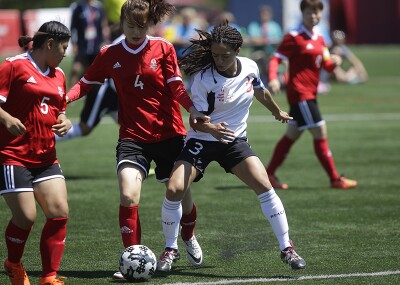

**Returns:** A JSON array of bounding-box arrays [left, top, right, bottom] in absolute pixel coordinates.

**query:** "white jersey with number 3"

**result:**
[[188, 56, 265, 141]]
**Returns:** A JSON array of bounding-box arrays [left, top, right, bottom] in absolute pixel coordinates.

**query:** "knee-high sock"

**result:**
[[258, 189, 291, 250], [5, 220, 31, 263], [56, 124, 82, 142], [40, 218, 67, 277], [180, 203, 197, 241], [119, 205, 141, 247], [267, 136, 294, 175], [162, 198, 182, 249], [313, 138, 340, 182]]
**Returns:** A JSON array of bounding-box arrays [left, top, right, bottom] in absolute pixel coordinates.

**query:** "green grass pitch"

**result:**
[[0, 45, 399, 284]]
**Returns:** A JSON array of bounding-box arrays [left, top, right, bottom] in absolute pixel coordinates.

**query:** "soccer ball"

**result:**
[[119, 245, 157, 282]]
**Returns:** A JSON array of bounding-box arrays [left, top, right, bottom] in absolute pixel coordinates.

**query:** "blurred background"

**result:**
[[1, 0, 399, 57]]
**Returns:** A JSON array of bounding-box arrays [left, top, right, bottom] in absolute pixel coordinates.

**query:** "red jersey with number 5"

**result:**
[[0, 53, 67, 167], [68, 36, 193, 143], [269, 25, 336, 104]]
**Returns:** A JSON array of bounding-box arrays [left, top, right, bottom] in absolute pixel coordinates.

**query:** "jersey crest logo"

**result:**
[[58, 86, 64, 97], [150, 59, 158, 70], [306, 43, 314, 50], [27, 76, 37, 84], [113, 62, 121, 69]]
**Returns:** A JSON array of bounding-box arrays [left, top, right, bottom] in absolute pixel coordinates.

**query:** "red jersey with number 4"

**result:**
[[269, 25, 336, 104], [68, 36, 193, 143], [0, 53, 67, 167]]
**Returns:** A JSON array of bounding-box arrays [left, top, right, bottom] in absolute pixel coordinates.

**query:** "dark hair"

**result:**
[[179, 22, 243, 76], [300, 0, 324, 12], [18, 21, 71, 49], [120, 0, 174, 28]]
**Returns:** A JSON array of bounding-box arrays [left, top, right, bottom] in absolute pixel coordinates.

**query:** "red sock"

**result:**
[[119, 205, 141, 247], [40, 217, 67, 277], [313, 138, 340, 182], [180, 203, 197, 241], [5, 221, 31, 263], [267, 136, 294, 175]]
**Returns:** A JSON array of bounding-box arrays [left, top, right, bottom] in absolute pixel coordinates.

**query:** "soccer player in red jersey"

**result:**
[[66, 0, 209, 279], [0, 21, 72, 285], [266, 0, 357, 190]]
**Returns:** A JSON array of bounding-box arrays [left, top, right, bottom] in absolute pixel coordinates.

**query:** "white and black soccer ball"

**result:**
[[119, 245, 157, 282]]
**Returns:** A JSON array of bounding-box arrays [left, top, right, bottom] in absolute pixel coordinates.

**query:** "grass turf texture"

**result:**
[[0, 45, 399, 284]]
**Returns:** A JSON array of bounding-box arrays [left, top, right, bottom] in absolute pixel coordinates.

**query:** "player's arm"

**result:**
[[52, 113, 72, 137], [168, 80, 210, 123], [189, 117, 235, 144], [254, 88, 292, 123], [0, 103, 26, 136]]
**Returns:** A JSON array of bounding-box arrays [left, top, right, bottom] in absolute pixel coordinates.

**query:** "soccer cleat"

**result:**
[[39, 276, 65, 285], [156, 248, 181, 272], [112, 271, 125, 280], [268, 174, 289, 190], [4, 259, 31, 285], [182, 236, 203, 266], [280, 240, 306, 270], [331, 176, 358, 189]]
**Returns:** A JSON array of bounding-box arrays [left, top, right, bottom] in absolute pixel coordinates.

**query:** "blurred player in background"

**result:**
[[266, 0, 357, 189], [65, 0, 210, 280], [157, 22, 306, 272], [318, 29, 368, 93], [0, 21, 72, 285]]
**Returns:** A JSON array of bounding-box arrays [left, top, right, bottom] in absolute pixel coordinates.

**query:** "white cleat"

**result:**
[[182, 236, 203, 266]]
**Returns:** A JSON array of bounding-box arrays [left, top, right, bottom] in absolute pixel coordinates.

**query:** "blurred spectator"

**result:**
[[70, 0, 109, 87], [103, 0, 125, 40], [209, 11, 246, 36], [318, 30, 368, 94], [247, 5, 283, 82], [247, 5, 283, 54], [169, 7, 203, 59]]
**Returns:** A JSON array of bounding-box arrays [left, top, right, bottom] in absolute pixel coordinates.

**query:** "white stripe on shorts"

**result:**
[[4, 165, 15, 189]]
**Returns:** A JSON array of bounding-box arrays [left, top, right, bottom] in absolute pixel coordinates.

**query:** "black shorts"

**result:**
[[80, 79, 118, 127], [116, 136, 185, 182], [0, 164, 64, 195], [289, 99, 325, 130], [177, 137, 256, 182]]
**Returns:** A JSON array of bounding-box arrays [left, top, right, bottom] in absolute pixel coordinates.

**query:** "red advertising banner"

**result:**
[[0, 10, 23, 56]]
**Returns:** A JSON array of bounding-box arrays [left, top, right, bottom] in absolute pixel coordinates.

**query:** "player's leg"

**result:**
[[158, 160, 198, 272], [180, 190, 202, 266], [1, 165, 38, 285], [33, 165, 68, 284], [266, 122, 301, 189], [305, 100, 357, 188], [231, 155, 306, 270], [56, 83, 107, 142]]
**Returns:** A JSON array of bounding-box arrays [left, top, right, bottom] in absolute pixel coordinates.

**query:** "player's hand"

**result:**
[[52, 118, 72, 137], [4, 117, 26, 136], [189, 106, 210, 124], [209, 122, 236, 144], [268, 79, 281, 95], [331, 54, 342, 66], [272, 110, 293, 124]]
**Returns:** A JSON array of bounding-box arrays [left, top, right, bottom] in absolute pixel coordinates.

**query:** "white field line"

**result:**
[[69, 113, 400, 125], [162, 270, 400, 285]]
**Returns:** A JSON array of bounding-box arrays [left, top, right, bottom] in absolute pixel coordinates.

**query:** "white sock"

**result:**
[[161, 198, 182, 249], [258, 189, 291, 250], [56, 124, 82, 142]]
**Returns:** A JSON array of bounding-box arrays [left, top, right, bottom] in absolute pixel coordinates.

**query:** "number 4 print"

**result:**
[[134, 75, 144, 90]]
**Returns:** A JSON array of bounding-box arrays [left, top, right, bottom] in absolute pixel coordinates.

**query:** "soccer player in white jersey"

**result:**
[[0, 21, 72, 285], [66, 0, 209, 279], [158, 22, 307, 272]]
